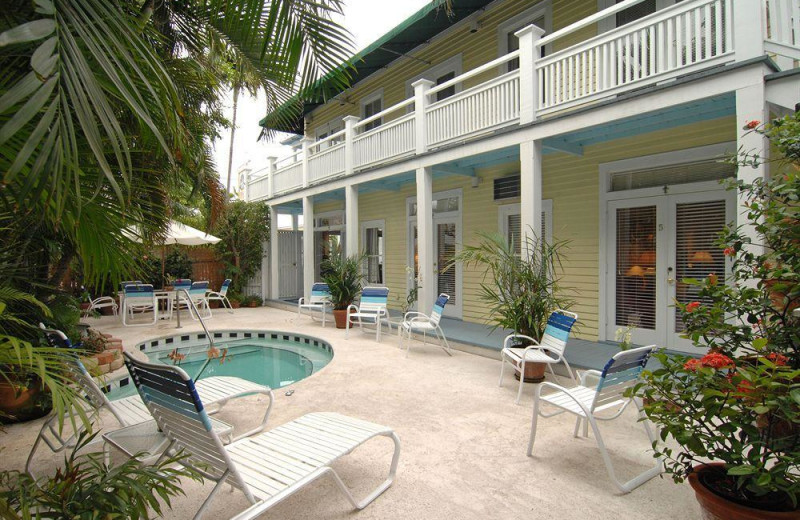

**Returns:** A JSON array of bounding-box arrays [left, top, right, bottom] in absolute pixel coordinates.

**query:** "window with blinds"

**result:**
[[674, 200, 727, 332], [615, 206, 657, 330], [362, 96, 382, 131], [437, 223, 457, 305], [610, 160, 734, 192], [363, 226, 384, 284], [505, 211, 547, 256]]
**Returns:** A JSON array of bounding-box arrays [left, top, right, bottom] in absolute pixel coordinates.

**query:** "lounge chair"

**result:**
[[346, 287, 389, 341], [297, 282, 332, 327], [206, 278, 233, 313], [527, 345, 662, 493], [83, 294, 119, 317], [400, 293, 451, 357], [123, 352, 401, 520], [185, 281, 212, 320], [499, 309, 578, 404], [122, 284, 157, 326], [27, 326, 274, 475]]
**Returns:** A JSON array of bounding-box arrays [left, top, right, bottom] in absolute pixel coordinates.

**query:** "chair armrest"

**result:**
[[503, 334, 538, 350], [402, 311, 427, 322], [408, 316, 432, 326], [579, 369, 603, 388], [535, 381, 594, 416], [297, 297, 306, 305], [346, 303, 359, 314]]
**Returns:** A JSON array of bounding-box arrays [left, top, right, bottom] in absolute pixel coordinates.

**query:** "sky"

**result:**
[[212, 0, 431, 194]]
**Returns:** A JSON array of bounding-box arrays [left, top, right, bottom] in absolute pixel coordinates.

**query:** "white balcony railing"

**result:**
[[248, 0, 793, 202]]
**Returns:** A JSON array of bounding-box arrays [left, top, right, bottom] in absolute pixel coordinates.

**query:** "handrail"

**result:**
[[428, 50, 520, 96], [173, 288, 216, 381], [537, 0, 650, 48], [354, 97, 415, 130]]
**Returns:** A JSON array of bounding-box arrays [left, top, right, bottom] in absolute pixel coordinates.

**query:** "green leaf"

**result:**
[[0, 71, 41, 113], [752, 337, 768, 350], [790, 388, 800, 405], [0, 75, 56, 148], [0, 19, 56, 46], [34, 0, 55, 14], [31, 37, 58, 77], [727, 465, 758, 475]]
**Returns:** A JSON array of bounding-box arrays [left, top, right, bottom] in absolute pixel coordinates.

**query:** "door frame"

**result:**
[[597, 142, 735, 342]]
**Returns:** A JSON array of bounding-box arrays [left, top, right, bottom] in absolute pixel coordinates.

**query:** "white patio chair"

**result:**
[[297, 282, 332, 327], [123, 353, 401, 520], [185, 280, 212, 320], [27, 326, 275, 476], [346, 286, 389, 341], [499, 309, 579, 404], [206, 278, 233, 313], [527, 345, 663, 493], [83, 295, 118, 317], [400, 293, 451, 357], [121, 284, 157, 326]]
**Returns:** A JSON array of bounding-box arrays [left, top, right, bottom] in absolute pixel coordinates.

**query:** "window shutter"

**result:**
[[494, 174, 521, 201]]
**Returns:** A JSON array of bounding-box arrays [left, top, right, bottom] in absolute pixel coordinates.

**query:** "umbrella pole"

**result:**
[[161, 246, 166, 287]]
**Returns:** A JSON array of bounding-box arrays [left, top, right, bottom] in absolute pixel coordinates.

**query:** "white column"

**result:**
[[242, 168, 252, 201], [412, 79, 434, 154], [516, 24, 545, 125], [303, 196, 315, 300], [415, 167, 434, 315], [735, 81, 769, 246], [345, 184, 359, 258], [267, 156, 277, 198], [343, 115, 359, 176], [734, 0, 765, 62], [301, 138, 312, 188], [269, 207, 280, 300], [520, 139, 543, 256]]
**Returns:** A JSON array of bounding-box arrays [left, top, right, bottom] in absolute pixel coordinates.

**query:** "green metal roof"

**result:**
[[262, 0, 495, 134]]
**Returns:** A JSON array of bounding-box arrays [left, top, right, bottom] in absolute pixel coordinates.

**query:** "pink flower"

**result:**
[[723, 246, 735, 257], [685, 301, 701, 312], [744, 120, 760, 130]]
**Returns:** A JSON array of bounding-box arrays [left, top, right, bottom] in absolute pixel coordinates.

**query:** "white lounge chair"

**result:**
[[121, 284, 157, 326], [123, 352, 401, 520], [185, 281, 212, 320], [83, 295, 118, 317], [346, 287, 389, 341], [499, 309, 578, 404], [400, 293, 451, 357], [527, 345, 662, 493], [27, 327, 275, 475], [297, 282, 332, 326], [206, 278, 233, 313]]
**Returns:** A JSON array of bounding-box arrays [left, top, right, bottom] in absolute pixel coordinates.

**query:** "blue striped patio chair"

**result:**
[[206, 278, 233, 313], [122, 284, 157, 326], [123, 352, 400, 520], [400, 293, 451, 357], [499, 309, 578, 404], [346, 287, 389, 342], [186, 280, 212, 320], [527, 345, 662, 493], [297, 282, 332, 327]]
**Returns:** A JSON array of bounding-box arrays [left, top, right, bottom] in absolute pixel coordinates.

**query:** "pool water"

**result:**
[[106, 335, 332, 401]]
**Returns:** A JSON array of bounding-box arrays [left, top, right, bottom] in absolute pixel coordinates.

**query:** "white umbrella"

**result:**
[[126, 220, 221, 245]]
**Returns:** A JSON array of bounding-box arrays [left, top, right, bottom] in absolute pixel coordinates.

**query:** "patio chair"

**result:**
[[297, 282, 332, 327], [27, 326, 275, 476], [123, 353, 401, 520], [185, 281, 212, 320], [122, 284, 157, 326], [400, 293, 451, 357], [83, 294, 118, 317], [527, 345, 662, 493], [206, 278, 233, 313], [346, 286, 389, 341], [499, 309, 578, 404]]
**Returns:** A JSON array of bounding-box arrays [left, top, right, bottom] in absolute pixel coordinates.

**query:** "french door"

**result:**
[[409, 218, 462, 318], [605, 189, 734, 352]]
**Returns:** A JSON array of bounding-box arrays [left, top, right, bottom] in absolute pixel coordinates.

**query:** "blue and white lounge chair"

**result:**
[[206, 278, 233, 313], [123, 352, 400, 520], [185, 281, 212, 320], [400, 293, 451, 357], [297, 282, 332, 327], [527, 345, 662, 493], [346, 287, 389, 341], [122, 284, 157, 326], [499, 309, 578, 404]]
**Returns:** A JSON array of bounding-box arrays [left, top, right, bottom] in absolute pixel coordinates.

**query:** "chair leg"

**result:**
[[515, 360, 526, 404], [192, 469, 233, 520], [526, 390, 541, 456], [499, 351, 508, 387], [435, 326, 452, 356]]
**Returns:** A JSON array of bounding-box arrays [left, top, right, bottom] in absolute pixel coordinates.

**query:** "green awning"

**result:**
[[261, 0, 495, 134]]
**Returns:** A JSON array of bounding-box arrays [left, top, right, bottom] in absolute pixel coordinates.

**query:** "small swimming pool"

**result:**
[[105, 330, 333, 400]]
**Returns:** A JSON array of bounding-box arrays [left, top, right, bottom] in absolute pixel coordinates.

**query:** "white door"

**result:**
[[434, 218, 462, 318], [606, 190, 733, 352], [278, 230, 302, 299]]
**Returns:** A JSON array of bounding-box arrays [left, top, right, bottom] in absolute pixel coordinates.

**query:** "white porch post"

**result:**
[[267, 156, 276, 199], [345, 184, 359, 258], [520, 140, 543, 255], [303, 196, 315, 301], [416, 166, 434, 315], [269, 207, 280, 300], [735, 81, 769, 246], [516, 24, 545, 125], [301, 138, 312, 188], [343, 115, 359, 175], [734, 0, 765, 62], [242, 168, 252, 201], [412, 79, 434, 155]]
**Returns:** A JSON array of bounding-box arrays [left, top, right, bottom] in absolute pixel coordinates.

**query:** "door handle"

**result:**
[[667, 266, 674, 285]]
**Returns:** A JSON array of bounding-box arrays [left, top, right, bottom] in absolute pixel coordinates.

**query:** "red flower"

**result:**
[[700, 352, 735, 369], [736, 379, 755, 395], [685, 301, 701, 312], [766, 353, 788, 366], [744, 120, 760, 130], [723, 246, 735, 257], [684, 359, 702, 372]]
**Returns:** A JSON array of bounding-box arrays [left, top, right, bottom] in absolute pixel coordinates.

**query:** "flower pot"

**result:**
[[688, 463, 798, 518], [247, 301, 258, 308], [0, 379, 48, 423], [514, 362, 547, 383], [79, 302, 91, 312], [230, 301, 241, 309], [333, 309, 350, 329]]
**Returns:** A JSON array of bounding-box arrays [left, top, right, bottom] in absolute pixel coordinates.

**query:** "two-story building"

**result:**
[[245, 0, 800, 352]]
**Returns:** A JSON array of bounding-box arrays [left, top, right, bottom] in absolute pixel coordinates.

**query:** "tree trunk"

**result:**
[[226, 85, 240, 195]]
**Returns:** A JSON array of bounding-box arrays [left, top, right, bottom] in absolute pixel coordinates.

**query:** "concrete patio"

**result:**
[[3, 306, 700, 519]]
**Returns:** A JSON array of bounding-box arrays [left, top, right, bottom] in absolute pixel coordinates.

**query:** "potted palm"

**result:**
[[453, 232, 573, 382], [321, 253, 364, 329], [635, 115, 800, 518]]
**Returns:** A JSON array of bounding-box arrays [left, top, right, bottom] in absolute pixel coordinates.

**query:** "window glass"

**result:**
[[363, 226, 384, 284], [615, 0, 657, 27], [436, 71, 456, 101], [363, 97, 382, 131], [506, 16, 546, 72]]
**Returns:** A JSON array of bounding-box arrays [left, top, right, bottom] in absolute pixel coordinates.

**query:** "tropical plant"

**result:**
[[0, 432, 201, 519], [214, 200, 271, 293], [636, 113, 800, 513], [321, 253, 364, 311], [452, 231, 573, 342]]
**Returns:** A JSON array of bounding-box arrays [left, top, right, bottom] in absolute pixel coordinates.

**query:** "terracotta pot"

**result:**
[[688, 463, 798, 519], [247, 301, 258, 308], [333, 309, 351, 329], [514, 362, 547, 383], [79, 302, 91, 312], [230, 301, 241, 309], [0, 380, 47, 423]]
